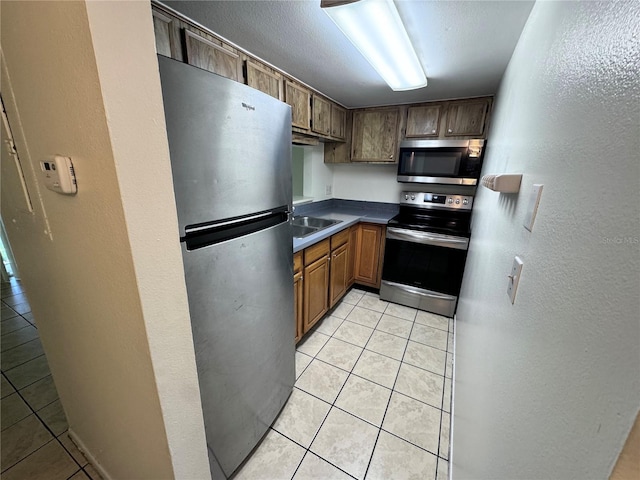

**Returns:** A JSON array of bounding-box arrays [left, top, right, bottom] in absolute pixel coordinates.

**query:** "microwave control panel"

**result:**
[[400, 191, 473, 210]]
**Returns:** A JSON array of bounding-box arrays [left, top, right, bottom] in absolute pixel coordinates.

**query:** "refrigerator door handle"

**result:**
[[185, 210, 277, 235], [183, 207, 289, 251]]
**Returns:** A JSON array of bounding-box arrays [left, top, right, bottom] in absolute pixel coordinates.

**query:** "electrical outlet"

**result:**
[[325, 184, 332, 195], [507, 256, 524, 304], [524, 184, 543, 232]]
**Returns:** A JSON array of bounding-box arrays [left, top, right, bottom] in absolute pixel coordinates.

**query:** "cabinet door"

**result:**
[[294, 271, 304, 343], [405, 105, 442, 138], [351, 109, 400, 162], [445, 99, 490, 137], [312, 95, 331, 136], [303, 255, 329, 333], [152, 10, 173, 57], [355, 224, 383, 287], [347, 226, 357, 286], [285, 80, 311, 130], [324, 110, 352, 164], [331, 104, 347, 140], [152, 9, 182, 61], [329, 243, 349, 308], [184, 29, 243, 82], [246, 61, 283, 100]]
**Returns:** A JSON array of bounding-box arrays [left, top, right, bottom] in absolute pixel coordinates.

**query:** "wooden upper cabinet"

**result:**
[[152, 10, 172, 57], [445, 98, 491, 137], [351, 108, 400, 162], [285, 80, 311, 130], [152, 9, 182, 61], [245, 61, 283, 100], [405, 104, 442, 138], [312, 95, 332, 137], [184, 29, 243, 82], [330, 104, 347, 140]]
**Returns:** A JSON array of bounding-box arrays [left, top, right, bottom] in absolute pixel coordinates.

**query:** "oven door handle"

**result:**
[[386, 282, 457, 300], [387, 227, 469, 250]]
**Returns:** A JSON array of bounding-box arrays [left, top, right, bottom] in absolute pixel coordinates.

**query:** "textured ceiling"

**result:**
[[162, 0, 534, 108]]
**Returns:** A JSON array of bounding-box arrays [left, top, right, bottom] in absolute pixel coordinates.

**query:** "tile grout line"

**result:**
[[362, 303, 419, 480], [313, 295, 386, 480], [296, 294, 451, 469], [0, 338, 46, 371], [290, 289, 404, 479], [288, 289, 451, 480], [0, 373, 87, 475], [288, 290, 367, 480], [435, 315, 455, 477]]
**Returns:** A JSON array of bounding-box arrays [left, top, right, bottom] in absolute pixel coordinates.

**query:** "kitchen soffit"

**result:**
[[161, 0, 535, 108]]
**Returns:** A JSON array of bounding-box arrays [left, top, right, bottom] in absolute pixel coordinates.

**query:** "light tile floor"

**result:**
[[1, 281, 454, 480], [235, 287, 454, 480], [0, 278, 100, 480]]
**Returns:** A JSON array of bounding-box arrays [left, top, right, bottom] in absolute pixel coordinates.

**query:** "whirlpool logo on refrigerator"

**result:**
[[241, 102, 255, 111]]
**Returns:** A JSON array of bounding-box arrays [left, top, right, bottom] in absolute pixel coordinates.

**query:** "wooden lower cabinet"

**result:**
[[329, 243, 349, 308], [295, 223, 384, 341], [355, 223, 385, 288], [303, 255, 330, 333], [347, 225, 358, 286]]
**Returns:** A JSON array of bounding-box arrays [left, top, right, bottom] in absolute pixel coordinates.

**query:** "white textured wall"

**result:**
[[84, 2, 211, 479], [302, 144, 334, 200], [332, 163, 402, 203], [1, 1, 209, 478], [453, 2, 640, 479]]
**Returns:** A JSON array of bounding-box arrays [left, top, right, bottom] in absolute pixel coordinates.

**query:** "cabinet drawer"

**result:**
[[304, 238, 330, 265], [294, 252, 303, 273], [331, 229, 349, 250]]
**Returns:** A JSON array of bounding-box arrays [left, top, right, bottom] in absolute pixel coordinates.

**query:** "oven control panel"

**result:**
[[400, 191, 474, 210]]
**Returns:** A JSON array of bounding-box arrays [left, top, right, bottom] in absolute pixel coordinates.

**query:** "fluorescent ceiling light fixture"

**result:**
[[322, 0, 427, 91]]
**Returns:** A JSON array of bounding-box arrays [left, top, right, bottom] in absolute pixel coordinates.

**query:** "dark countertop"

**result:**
[[292, 199, 399, 253]]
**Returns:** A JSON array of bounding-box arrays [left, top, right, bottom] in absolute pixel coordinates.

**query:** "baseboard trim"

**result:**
[[449, 314, 456, 480], [67, 428, 112, 480]]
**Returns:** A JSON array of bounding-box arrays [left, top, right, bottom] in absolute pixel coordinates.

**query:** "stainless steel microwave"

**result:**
[[397, 139, 485, 185]]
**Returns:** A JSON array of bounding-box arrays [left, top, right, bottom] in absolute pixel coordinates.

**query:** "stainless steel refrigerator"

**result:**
[[158, 55, 294, 479]]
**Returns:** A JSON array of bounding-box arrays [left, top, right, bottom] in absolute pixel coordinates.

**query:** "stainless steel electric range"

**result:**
[[379, 191, 474, 318]]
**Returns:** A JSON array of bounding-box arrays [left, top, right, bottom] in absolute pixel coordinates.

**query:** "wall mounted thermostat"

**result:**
[[40, 155, 77, 195]]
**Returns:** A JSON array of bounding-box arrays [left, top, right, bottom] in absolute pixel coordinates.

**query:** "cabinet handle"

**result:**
[[389, 154, 393, 159], [448, 128, 453, 133], [432, 129, 436, 133]]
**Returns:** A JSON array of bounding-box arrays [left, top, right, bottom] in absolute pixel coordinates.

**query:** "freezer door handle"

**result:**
[[184, 207, 289, 251], [186, 210, 279, 235]]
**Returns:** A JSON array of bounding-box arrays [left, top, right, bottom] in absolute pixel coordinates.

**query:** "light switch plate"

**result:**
[[523, 184, 543, 231], [507, 256, 524, 304]]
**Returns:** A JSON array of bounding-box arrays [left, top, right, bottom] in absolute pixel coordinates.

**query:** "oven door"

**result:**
[[380, 227, 469, 317]]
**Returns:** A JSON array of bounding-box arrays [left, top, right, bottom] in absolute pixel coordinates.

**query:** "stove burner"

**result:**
[[389, 206, 471, 237]]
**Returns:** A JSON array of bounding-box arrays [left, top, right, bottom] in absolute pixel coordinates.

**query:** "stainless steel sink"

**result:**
[[292, 216, 340, 229], [291, 216, 342, 238], [291, 225, 317, 238]]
